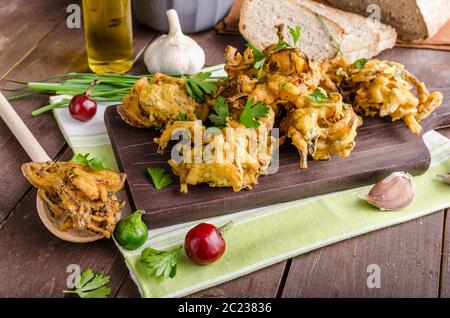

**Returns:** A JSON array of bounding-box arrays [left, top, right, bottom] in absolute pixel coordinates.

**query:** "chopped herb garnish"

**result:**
[[289, 25, 301, 47], [355, 58, 368, 69], [246, 42, 265, 61], [63, 268, 111, 298], [276, 40, 289, 50], [178, 112, 186, 121], [139, 246, 182, 279], [247, 42, 266, 79], [73, 153, 108, 170], [239, 98, 270, 128], [309, 88, 332, 104], [184, 72, 218, 102], [209, 96, 229, 127], [147, 167, 174, 190]]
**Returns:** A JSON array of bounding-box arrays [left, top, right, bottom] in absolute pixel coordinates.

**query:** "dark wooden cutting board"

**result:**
[[105, 100, 450, 227]]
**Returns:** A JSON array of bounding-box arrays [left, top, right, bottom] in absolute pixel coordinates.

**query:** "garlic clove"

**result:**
[[363, 171, 415, 211], [436, 173, 450, 184], [144, 9, 205, 75]]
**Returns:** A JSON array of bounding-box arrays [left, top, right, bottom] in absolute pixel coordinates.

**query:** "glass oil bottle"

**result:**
[[82, 0, 134, 74]]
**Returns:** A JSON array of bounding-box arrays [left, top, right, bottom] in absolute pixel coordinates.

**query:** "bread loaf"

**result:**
[[323, 0, 450, 41], [239, 0, 397, 62]]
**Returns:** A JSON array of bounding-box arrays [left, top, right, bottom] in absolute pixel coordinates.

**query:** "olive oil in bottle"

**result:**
[[82, 0, 134, 74]]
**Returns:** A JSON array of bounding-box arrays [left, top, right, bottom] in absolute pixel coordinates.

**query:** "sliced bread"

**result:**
[[239, 0, 345, 60], [239, 0, 397, 62], [323, 0, 450, 41]]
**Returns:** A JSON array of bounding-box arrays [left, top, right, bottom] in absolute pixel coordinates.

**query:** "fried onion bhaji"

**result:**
[[22, 161, 126, 238], [118, 73, 209, 129], [322, 57, 443, 135], [220, 27, 321, 109], [156, 107, 276, 193], [280, 90, 362, 168]]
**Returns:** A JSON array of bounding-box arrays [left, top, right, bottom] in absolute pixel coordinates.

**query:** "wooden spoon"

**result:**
[[0, 92, 103, 243]]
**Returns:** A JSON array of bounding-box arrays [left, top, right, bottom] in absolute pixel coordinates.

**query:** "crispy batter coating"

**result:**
[[118, 73, 209, 129], [22, 161, 126, 238], [156, 108, 276, 193], [322, 57, 443, 134], [280, 91, 362, 168]]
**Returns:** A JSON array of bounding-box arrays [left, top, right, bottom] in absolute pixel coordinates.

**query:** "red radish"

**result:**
[[69, 80, 99, 122], [184, 221, 232, 265]]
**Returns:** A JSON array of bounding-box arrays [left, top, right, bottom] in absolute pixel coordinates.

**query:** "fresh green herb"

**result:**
[[309, 88, 332, 104], [63, 268, 111, 298], [178, 112, 186, 121], [139, 246, 182, 279], [289, 25, 301, 47], [246, 42, 266, 79], [355, 58, 368, 69], [209, 96, 229, 127], [239, 98, 270, 128], [73, 153, 108, 170], [4, 65, 226, 116], [147, 167, 174, 190], [184, 72, 218, 102], [246, 42, 265, 61], [275, 39, 289, 50]]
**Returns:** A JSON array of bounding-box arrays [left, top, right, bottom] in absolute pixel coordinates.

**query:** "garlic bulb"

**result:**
[[144, 9, 205, 75], [436, 173, 450, 184], [363, 172, 415, 210]]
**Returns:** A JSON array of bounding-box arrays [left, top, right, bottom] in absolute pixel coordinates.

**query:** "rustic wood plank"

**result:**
[[0, 20, 156, 222], [438, 127, 450, 298], [0, 0, 74, 79], [189, 262, 287, 298], [441, 209, 450, 297], [191, 32, 246, 64], [115, 261, 287, 298], [105, 88, 450, 227], [282, 212, 444, 297]]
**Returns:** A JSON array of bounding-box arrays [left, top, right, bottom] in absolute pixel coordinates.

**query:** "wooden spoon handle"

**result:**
[[0, 93, 51, 162]]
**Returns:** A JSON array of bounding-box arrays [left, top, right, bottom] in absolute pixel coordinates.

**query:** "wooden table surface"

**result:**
[[1, 0, 449, 298]]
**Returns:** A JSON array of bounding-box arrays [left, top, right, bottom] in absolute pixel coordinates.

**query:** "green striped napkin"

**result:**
[[115, 130, 450, 297], [50, 89, 450, 298]]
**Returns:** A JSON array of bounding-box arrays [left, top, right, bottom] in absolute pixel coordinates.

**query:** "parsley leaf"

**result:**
[[355, 58, 368, 69], [63, 268, 111, 298], [246, 42, 267, 79], [276, 39, 289, 50], [239, 98, 270, 128], [309, 88, 332, 104], [289, 25, 301, 47], [139, 246, 182, 279], [209, 96, 229, 127], [73, 153, 108, 170], [246, 42, 265, 61], [147, 167, 174, 190], [178, 112, 186, 121], [184, 72, 218, 102]]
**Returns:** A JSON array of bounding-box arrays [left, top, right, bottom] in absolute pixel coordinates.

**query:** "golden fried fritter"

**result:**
[[118, 73, 209, 129], [280, 90, 362, 168], [220, 43, 321, 109], [323, 57, 443, 135], [156, 107, 276, 193], [22, 161, 126, 238]]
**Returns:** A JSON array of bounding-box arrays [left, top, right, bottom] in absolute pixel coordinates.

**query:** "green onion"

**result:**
[[4, 66, 226, 116]]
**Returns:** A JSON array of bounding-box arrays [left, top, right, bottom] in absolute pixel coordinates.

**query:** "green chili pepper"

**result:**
[[114, 210, 148, 250]]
